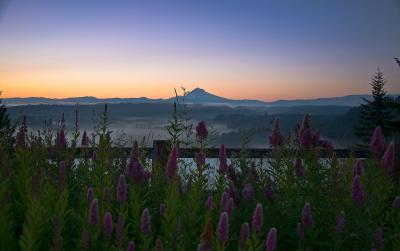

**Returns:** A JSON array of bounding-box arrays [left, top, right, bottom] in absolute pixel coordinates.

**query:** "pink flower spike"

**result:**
[[352, 175, 364, 206], [252, 203, 263, 234], [301, 202, 315, 229], [88, 199, 99, 226], [117, 175, 127, 204], [217, 212, 229, 245], [335, 211, 345, 234], [103, 212, 113, 239], [352, 159, 363, 178], [370, 126, 385, 156], [126, 241, 136, 251], [266, 227, 277, 251], [140, 208, 151, 235], [196, 120, 208, 140], [269, 117, 284, 147], [392, 196, 400, 208], [381, 141, 395, 172], [239, 222, 250, 249], [166, 145, 179, 179]]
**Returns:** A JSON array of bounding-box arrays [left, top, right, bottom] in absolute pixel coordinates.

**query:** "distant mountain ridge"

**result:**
[[3, 87, 394, 107]]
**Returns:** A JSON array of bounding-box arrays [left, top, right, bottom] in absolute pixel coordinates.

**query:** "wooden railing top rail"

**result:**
[[74, 140, 374, 158]]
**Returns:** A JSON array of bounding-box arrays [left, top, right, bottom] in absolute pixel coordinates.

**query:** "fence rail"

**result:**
[[74, 140, 374, 160]]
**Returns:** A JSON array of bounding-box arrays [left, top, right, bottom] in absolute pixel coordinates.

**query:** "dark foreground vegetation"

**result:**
[[0, 105, 399, 250], [0, 66, 399, 250]]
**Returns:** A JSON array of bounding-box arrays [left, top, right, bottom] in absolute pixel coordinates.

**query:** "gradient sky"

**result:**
[[0, 0, 399, 100]]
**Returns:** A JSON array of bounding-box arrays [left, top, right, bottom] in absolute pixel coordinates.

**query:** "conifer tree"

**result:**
[[354, 69, 393, 144], [386, 58, 400, 135], [0, 92, 15, 151]]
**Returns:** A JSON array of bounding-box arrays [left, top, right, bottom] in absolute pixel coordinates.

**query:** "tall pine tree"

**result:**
[[0, 92, 15, 151], [354, 69, 393, 144], [386, 58, 400, 136]]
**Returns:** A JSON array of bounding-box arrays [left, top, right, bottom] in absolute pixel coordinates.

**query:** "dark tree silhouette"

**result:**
[[0, 92, 15, 151], [386, 58, 400, 135], [354, 69, 394, 144]]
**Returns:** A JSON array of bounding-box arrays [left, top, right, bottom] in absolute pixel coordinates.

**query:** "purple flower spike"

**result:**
[[126, 241, 136, 251], [196, 120, 208, 140], [352, 175, 364, 206], [301, 202, 315, 229], [300, 129, 313, 149], [218, 144, 228, 174], [115, 213, 125, 249], [392, 196, 400, 208], [195, 151, 206, 166], [300, 113, 310, 133], [266, 228, 277, 251], [56, 129, 67, 150], [269, 117, 284, 147], [127, 161, 145, 184], [217, 212, 229, 245], [296, 223, 305, 240], [252, 203, 263, 234], [226, 197, 234, 215], [336, 211, 345, 234], [160, 203, 166, 216], [319, 139, 333, 151], [103, 212, 113, 239], [205, 196, 216, 211], [166, 145, 179, 179], [81, 130, 89, 147], [130, 141, 140, 162], [220, 191, 229, 211], [140, 208, 151, 235], [374, 227, 384, 249], [87, 187, 94, 205], [80, 227, 89, 251], [59, 161, 66, 191], [352, 159, 363, 178], [370, 126, 385, 156], [88, 199, 99, 226], [242, 183, 255, 201], [103, 187, 110, 205], [117, 175, 127, 204], [239, 222, 250, 249], [381, 141, 395, 172], [228, 183, 240, 205]]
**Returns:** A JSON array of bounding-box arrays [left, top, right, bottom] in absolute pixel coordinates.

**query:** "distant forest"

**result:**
[[5, 103, 361, 148]]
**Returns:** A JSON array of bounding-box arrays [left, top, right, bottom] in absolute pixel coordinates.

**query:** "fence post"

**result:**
[[152, 140, 168, 167]]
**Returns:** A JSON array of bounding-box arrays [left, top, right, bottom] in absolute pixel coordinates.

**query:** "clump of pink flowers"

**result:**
[[301, 202, 315, 229], [196, 120, 208, 140], [370, 126, 385, 156], [269, 117, 284, 147], [252, 203, 263, 234]]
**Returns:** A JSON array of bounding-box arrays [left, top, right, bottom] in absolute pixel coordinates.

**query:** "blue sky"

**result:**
[[0, 0, 399, 100]]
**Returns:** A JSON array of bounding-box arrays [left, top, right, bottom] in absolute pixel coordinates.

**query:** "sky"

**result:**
[[0, 0, 399, 101]]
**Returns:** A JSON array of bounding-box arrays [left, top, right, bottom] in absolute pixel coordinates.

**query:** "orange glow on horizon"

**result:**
[[1, 66, 399, 101]]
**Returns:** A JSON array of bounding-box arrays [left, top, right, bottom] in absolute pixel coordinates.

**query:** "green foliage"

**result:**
[[354, 69, 396, 145], [0, 106, 399, 251]]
